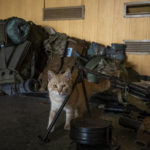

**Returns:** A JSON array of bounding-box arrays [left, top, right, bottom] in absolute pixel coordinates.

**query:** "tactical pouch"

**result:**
[[85, 57, 101, 83], [105, 44, 126, 61], [87, 42, 126, 61], [0, 69, 22, 84], [111, 43, 126, 51], [87, 42, 105, 58]]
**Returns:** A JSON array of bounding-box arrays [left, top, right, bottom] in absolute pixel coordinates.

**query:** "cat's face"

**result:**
[[47, 69, 72, 97]]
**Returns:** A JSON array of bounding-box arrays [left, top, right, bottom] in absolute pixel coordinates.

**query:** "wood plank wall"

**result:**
[[0, 0, 150, 75]]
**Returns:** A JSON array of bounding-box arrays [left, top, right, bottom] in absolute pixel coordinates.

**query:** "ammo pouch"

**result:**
[[85, 57, 101, 83], [0, 41, 32, 84], [87, 43, 126, 61], [87, 42, 105, 57], [105, 43, 126, 61]]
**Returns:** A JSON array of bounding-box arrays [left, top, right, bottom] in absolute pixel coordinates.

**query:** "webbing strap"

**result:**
[[0, 47, 7, 69], [8, 41, 31, 70]]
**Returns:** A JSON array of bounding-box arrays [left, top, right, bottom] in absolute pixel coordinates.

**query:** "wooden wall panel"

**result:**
[[0, 0, 150, 75]]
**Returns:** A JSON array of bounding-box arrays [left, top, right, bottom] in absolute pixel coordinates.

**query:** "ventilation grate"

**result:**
[[43, 6, 85, 21], [124, 1, 150, 18], [124, 40, 150, 54]]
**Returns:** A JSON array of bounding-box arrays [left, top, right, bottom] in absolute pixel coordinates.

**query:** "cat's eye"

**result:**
[[53, 84, 57, 88]]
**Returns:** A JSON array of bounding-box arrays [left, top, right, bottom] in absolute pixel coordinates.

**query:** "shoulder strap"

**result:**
[[0, 47, 7, 69]]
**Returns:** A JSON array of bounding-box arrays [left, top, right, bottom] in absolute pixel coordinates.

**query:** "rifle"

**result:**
[[77, 63, 150, 102]]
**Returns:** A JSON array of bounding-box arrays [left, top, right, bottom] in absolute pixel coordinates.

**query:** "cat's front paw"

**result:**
[[64, 124, 70, 130]]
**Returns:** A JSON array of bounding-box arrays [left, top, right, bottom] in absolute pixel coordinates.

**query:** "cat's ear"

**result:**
[[63, 68, 71, 80], [48, 70, 55, 81]]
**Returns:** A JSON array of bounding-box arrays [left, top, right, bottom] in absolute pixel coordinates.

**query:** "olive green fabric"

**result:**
[[44, 32, 68, 57], [0, 69, 23, 84], [27, 21, 49, 78], [27, 21, 49, 49], [0, 41, 31, 84]]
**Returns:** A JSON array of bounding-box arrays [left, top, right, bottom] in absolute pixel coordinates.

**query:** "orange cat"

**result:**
[[47, 68, 113, 131]]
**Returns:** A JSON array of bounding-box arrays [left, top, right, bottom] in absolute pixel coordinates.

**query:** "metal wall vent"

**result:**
[[124, 40, 150, 54], [43, 6, 85, 21], [124, 1, 150, 18]]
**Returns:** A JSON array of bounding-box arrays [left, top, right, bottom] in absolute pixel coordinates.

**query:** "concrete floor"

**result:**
[[0, 95, 146, 150]]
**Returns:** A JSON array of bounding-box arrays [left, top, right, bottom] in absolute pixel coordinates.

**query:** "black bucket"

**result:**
[[70, 118, 112, 150]]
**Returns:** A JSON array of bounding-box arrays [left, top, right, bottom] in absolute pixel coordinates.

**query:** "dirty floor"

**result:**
[[0, 95, 145, 150]]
